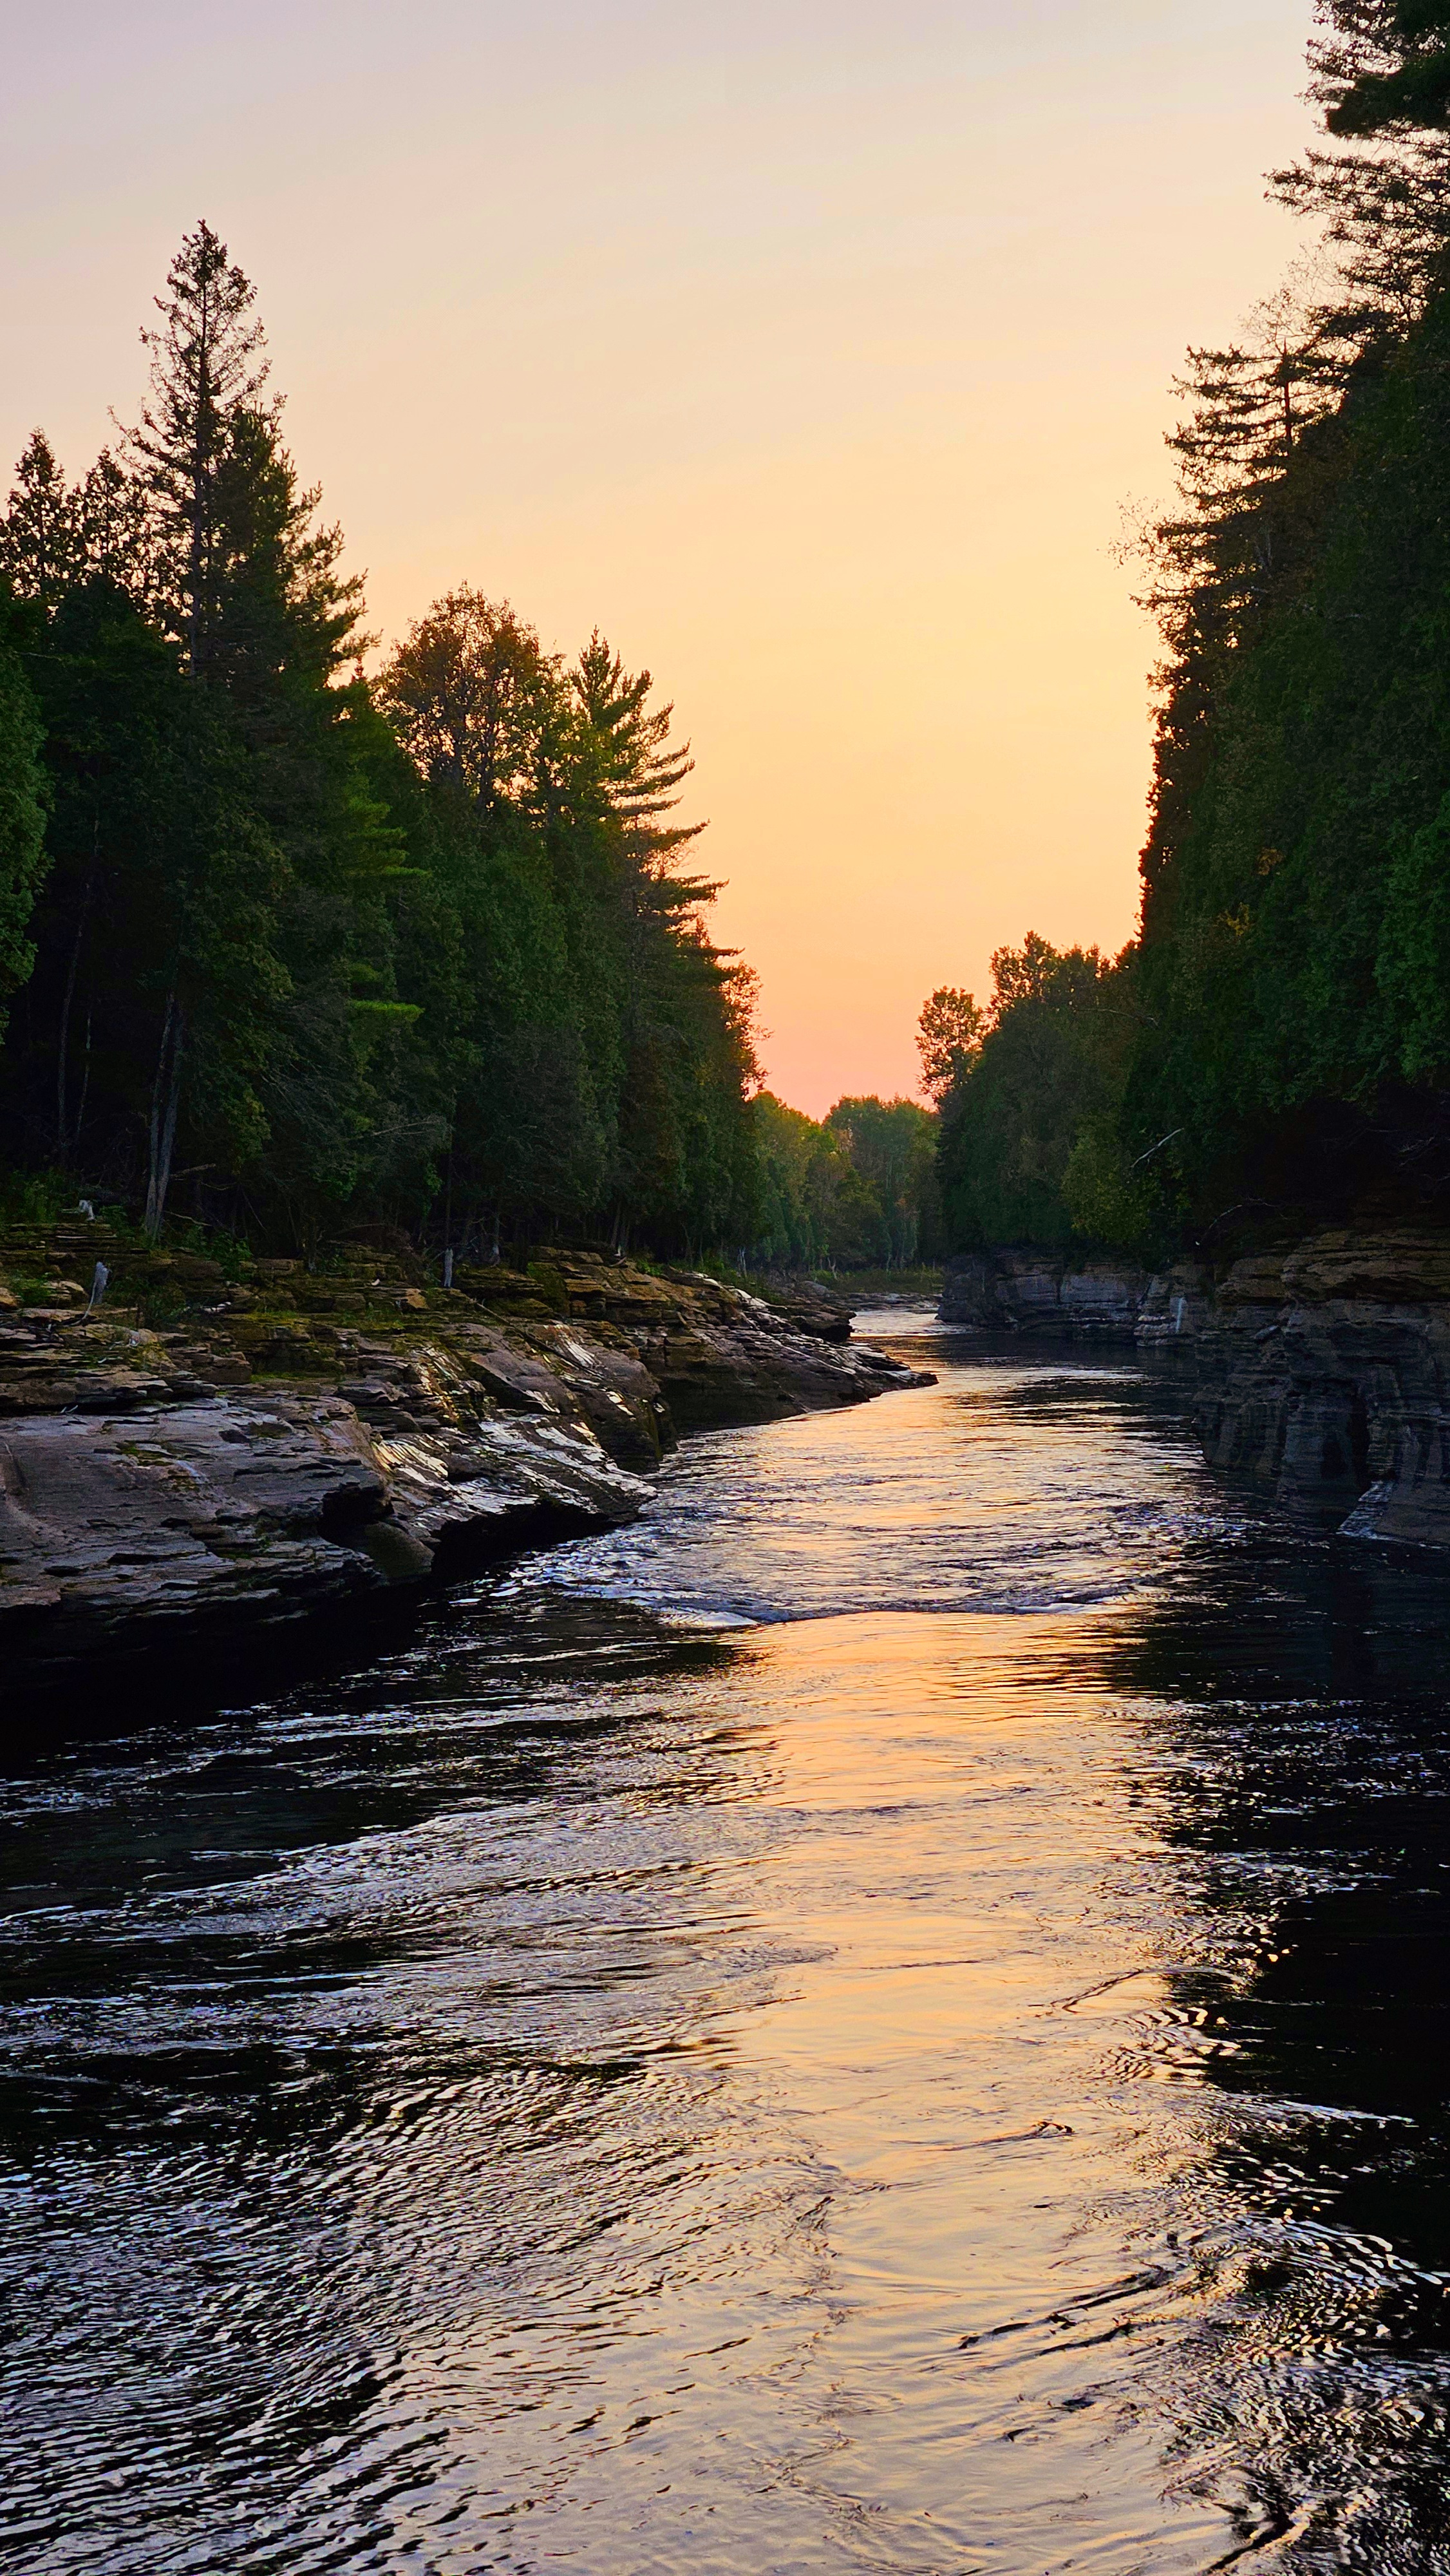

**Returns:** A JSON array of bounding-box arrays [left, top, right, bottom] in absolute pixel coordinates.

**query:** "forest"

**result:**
[[936, 0, 1450, 1267], [0, 226, 936, 1275]]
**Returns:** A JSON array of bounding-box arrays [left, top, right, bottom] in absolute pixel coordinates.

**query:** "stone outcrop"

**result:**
[[1133, 1263, 1215, 1356], [0, 1235, 932, 1703], [940, 1252, 1150, 1341], [0, 1395, 652, 1701], [1193, 1230, 1450, 1545], [941, 1225, 1450, 1549]]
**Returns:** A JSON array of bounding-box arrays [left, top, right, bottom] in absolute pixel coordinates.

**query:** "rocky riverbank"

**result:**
[[942, 1233, 1450, 1548], [940, 1252, 1153, 1340], [0, 1235, 932, 1707], [1192, 1231, 1450, 1546]]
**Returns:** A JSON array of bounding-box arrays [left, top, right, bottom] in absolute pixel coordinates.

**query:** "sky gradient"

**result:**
[[3, 1, 1317, 1113]]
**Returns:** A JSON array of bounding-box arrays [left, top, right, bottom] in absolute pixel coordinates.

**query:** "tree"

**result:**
[[0, 436, 155, 614], [0, 227, 766, 1267], [1322, 2, 1450, 137], [916, 986, 985, 1102], [0, 589, 48, 1031], [124, 220, 272, 674], [379, 589, 557, 806], [825, 1096, 937, 1264], [0, 435, 81, 609], [1270, 4, 1450, 337], [9, 578, 290, 1224], [937, 939, 1125, 1250]]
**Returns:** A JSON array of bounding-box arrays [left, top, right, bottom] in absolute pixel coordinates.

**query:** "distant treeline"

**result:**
[[753, 1091, 940, 1271], [932, 0, 1450, 1264], [0, 223, 923, 1270]]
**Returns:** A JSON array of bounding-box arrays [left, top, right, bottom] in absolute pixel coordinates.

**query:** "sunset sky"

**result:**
[[3, 0, 1316, 1115]]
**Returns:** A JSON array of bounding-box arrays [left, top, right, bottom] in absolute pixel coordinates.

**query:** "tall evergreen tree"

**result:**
[[0, 435, 81, 609], [124, 220, 272, 675]]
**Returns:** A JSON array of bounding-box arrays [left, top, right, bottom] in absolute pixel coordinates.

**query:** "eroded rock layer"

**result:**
[[938, 1227, 1450, 1549], [1194, 1231, 1450, 1545], [0, 1238, 931, 1703], [939, 1253, 1151, 1340]]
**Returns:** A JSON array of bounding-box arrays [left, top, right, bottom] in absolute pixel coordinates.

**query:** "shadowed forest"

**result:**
[[0, 229, 937, 1273], [8, 3, 1449, 1280], [934, 0, 1450, 1266]]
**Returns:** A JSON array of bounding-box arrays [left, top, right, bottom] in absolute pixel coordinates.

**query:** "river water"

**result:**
[[3, 1316, 1450, 2575]]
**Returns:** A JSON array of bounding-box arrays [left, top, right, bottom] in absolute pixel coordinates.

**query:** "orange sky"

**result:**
[[3, 2, 1317, 1114]]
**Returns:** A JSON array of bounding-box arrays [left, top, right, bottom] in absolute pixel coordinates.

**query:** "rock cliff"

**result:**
[[1193, 1230, 1450, 1546], [939, 1226, 1450, 1550], [0, 1238, 932, 1705], [939, 1251, 1151, 1340]]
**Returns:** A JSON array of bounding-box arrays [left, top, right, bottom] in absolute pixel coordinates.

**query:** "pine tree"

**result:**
[[1270, 4, 1450, 334], [124, 220, 272, 674], [0, 434, 82, 609]]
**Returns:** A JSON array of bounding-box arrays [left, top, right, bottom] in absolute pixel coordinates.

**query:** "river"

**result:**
[[3, 1315, 1449, 2573]]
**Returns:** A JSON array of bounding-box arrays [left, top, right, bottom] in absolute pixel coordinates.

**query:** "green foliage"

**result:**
[[916, 987, 984, 1103], [749, 1090, 939, 1270], [0, 590, 48, 1028], [0, 227, 763, 1262], [929, 934, 1162, 1257], [929, 7, 1450, 1255], [825, 1097, 939, 1265], [1127, 285, 1450, 1217], [0, 1165, 73, 1225]]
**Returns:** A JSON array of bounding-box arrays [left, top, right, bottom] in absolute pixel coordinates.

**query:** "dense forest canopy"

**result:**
[[930, 0, 1450, 1264], [0, 223, 928, 1273]]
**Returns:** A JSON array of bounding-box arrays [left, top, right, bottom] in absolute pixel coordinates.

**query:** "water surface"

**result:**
[[3, 1320, 1449, 2572]]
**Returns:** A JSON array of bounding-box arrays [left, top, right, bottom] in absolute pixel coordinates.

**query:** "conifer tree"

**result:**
[[124, 220, 272, 674], [0, 435, 81, 609], [0, 591, 48, 1028]]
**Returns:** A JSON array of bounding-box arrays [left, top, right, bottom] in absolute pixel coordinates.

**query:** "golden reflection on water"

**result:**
[[672, 1609, 1231, 2572]]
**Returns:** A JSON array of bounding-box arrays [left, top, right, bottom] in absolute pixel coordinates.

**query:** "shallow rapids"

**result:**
[[3, 1317, 1449, 2573]]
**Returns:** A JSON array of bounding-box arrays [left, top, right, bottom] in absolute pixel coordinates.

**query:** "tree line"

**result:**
[[0, 223, 954, 1275], [752, 1090, 940, 1272], [928, 0, 1450, 1265], [0, 225, 773, 1262]]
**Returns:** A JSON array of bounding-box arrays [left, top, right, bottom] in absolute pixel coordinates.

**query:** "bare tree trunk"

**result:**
[[144, 994, 184, 1238], [56, 837, 97, 1155], [73, 1011, 93, 1155]]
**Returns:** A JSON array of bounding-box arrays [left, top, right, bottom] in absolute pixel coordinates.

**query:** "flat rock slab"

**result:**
[[0, 1392, 649, 1704]]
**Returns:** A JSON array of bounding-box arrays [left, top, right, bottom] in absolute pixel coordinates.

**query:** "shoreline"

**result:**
[[941, 1231, 1450, 1549], [0, 1245, 935, 1722]]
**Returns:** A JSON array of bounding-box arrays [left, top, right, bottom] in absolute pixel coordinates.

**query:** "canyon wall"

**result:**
[[942, 1233, 1450, 1548]]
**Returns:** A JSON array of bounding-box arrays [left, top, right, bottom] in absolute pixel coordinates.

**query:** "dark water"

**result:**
[[4, 1318, 1450, 2574]]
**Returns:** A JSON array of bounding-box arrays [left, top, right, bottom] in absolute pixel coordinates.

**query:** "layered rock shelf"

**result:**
[[940, 1252, 1153, 1340], [941, 1230, 1450, 1549], [0, 1238, 932, 1706], [1194, 1231, 1450, 1546]]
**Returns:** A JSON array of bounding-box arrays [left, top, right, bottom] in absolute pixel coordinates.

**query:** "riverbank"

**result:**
[[0, 1235, 933, 1709], [942, 1231, 1450, 1548]]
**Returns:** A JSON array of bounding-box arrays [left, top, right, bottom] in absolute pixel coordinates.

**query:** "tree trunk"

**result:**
[[73, 1012, 93, 1155], [56, 841, 97, 1155], [144, 994, 185, 1239]]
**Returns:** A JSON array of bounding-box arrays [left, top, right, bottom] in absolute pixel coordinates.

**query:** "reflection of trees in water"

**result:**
[[1097, 1533, 1450, 2568]]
